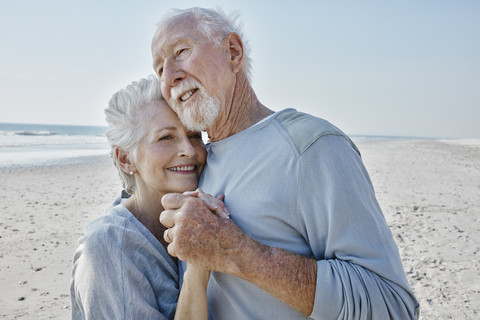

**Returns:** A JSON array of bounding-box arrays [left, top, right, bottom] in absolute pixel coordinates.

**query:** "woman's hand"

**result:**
[[183, 188, 230, 219], [171, 189, 219, 320]]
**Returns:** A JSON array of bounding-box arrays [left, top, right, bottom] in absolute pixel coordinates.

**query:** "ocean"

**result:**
[[0, 123, 110, 168], [0, 122, 426, 168]]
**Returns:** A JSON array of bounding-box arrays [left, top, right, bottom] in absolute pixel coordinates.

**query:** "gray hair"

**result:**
[[104, 75, 163, 194], [155, 7, 252, 81]]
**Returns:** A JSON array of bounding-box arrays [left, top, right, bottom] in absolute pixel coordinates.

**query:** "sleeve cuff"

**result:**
[[310, 260, 343, 319]]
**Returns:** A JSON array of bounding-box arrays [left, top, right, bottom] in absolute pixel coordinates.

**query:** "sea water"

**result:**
[[0, 122, 426, 168], [0, 123, 110, 168]]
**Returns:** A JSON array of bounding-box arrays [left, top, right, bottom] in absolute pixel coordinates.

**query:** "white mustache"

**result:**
[[171, 78, 202, 102]]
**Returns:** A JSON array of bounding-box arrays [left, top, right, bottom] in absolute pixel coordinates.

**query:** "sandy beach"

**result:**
[[1, 139, 479, 319]]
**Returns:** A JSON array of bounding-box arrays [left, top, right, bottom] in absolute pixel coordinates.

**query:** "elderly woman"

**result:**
[[70, 75, 223, 319]]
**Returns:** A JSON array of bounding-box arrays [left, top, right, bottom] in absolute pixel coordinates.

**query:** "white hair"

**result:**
[[155, 7, 252, 81], [104, 75, 163, 194]]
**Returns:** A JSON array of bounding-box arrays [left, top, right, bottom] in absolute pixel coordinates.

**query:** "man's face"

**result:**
[[152, 14, 235, 131]]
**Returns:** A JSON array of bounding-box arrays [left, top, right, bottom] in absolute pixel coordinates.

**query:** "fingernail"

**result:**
[[223, 208, 230, 218], [221, 212, 230, 219]]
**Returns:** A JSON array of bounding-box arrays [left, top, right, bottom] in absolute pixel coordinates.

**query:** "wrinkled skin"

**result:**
[[160, 190, 317, 316], [161, 190, 249, 273]]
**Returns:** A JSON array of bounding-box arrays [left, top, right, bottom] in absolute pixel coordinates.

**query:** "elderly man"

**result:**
[[152, 7, 419, 320]]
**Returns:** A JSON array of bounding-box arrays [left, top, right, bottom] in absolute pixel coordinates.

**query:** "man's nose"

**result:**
[[163, 60, 185, 88]]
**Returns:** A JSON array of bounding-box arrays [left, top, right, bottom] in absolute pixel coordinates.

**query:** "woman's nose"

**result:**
[[177, 138, 196, 158]]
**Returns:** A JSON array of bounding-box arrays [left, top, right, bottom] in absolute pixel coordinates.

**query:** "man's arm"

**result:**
[[161, 194, 316, 316], [229, 237, 317, 316]]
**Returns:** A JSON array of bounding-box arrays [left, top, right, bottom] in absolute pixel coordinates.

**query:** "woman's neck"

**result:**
[[124, 192, 168, 247]]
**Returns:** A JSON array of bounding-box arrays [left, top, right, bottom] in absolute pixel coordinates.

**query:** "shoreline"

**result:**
[[1, 139, 479, 319]]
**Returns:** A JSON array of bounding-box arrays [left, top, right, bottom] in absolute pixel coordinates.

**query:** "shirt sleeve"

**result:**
[[296, 135, 419, 319], [70, 219, 172, 320]]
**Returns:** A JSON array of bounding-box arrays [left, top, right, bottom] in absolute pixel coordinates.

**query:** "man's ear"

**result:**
[[226, 33, 244, 73], [115, 148, 135, 174]]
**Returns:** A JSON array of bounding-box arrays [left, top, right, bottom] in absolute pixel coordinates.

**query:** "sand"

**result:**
[[0, 155, 119, 319], [1, 139, 479, 319], [359, 139, 480, 319]]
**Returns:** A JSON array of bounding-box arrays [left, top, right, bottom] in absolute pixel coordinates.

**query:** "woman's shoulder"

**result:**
[[74, 193, 174, 274], [79, 202, 167, 262], [81, 204, 140, 250]]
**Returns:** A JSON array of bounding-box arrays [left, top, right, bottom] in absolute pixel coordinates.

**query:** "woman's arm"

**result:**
[[174, 264, 210, 320], [172, 190, 228, 320]]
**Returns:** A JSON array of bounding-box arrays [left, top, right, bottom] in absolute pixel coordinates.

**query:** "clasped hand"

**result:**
[[160, 189, 245, 272]]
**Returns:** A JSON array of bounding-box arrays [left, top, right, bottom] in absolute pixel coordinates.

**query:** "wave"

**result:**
[[14, 130, 57, 136], [0, 123, 107, 138], [0, 133, 108, 148]]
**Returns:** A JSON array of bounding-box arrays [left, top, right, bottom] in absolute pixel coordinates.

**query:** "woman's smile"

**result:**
[[167, 164, 198, 174]]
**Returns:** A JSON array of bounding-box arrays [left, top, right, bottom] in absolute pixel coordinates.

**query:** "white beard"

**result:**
[[170, 78, 220, 132]]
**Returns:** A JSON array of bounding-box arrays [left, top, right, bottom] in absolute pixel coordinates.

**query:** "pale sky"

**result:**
[[1, 0, 479, 138]]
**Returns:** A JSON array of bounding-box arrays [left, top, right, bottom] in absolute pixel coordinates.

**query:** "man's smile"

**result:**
[[180, 89, 198, 102]]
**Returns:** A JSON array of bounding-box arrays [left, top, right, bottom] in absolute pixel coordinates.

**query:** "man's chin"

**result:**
[[182, 119, 208, 132], [169, 95, 219, 131], [179, 108, 214, 131]]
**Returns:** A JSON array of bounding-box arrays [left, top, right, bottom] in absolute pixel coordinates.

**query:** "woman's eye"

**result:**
[[189, 133, 202, 140], [159, 135, 172, 141]]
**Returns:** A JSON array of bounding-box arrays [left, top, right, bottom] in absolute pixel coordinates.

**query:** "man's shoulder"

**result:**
[[274, 108, 359, 155]]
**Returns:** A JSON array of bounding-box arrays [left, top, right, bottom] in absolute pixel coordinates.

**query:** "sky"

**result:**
[[1, 0, 479, 139]]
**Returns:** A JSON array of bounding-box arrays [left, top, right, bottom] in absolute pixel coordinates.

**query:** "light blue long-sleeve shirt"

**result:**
[[196, 108, 419, 319], [71, 192, 179, 319]]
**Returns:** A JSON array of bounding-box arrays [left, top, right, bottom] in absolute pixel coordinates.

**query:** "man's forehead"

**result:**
[[153, 15, 199, 53]]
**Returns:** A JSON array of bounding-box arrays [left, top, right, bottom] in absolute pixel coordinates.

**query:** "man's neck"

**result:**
[[207, 74, 274, 141]]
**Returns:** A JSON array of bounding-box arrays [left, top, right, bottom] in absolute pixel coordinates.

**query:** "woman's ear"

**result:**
[[226, 33, 244, 74], [116, 148, 135, 175]]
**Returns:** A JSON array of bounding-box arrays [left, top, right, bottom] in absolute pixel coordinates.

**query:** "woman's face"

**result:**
[[133, 100, 206, 197]]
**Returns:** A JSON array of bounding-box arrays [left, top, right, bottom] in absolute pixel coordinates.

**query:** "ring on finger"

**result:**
[[164, 228, 172, 243]]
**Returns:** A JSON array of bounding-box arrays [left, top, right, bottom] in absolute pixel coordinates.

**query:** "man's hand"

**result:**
[[160, 190, 247, 272]]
